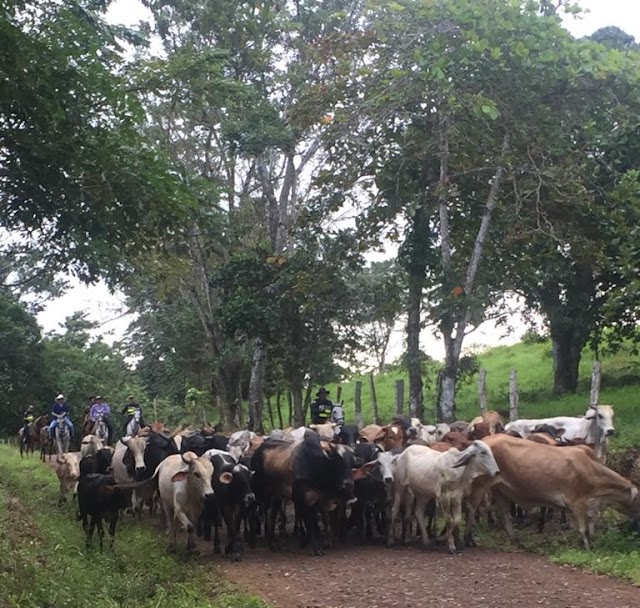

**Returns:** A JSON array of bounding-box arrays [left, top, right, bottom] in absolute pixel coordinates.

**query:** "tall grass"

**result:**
[[0, 446, 268, 608]]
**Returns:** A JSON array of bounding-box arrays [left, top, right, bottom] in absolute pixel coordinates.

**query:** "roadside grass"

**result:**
[[0, 446, 268, 608], [475, 513, 640, 585]]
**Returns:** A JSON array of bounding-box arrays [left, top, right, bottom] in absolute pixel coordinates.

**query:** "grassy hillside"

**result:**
[[327, 339, 640, 449]]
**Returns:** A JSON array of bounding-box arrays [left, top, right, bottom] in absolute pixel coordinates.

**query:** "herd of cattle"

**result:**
[[47, 403, 640, 560]]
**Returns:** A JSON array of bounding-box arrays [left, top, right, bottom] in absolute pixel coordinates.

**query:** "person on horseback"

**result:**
[[121, 395, 145, 436], [311, 388, 333, 425], [89, 396, 113, 444], [22, 406, 35, 443], [48, 394, 74, 439]]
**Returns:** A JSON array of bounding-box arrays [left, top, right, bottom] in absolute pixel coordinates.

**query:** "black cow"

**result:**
[[80, 448, 113, 477], [335, 423, 359, 447], [252, 434, 359, 556], [348, 443, 388, 540], [200, 451, 256, 561], [180, 431, 229, 456], [77, 459, 148, 551]]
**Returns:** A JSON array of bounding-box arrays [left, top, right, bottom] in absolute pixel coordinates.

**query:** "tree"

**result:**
[[0, 290, 44, 434], [590, 26, 638, 51], [322, 0, 623, 420], [352, 260, 405, 373], [0, 0, 189, 282]]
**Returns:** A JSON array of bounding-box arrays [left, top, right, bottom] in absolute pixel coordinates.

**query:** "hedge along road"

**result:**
[[41, 452, 640, 608]]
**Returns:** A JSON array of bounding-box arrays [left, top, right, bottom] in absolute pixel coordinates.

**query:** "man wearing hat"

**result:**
[[311, 388, 334, 425], [48, 394, 74, 439]]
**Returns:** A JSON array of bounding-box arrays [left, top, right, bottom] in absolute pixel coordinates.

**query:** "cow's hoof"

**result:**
[[213, 545, 221, 554], [311, 548, 324, 557], [228, 553, 241, 563]]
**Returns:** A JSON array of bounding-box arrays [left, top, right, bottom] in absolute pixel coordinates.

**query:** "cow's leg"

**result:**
[[85, 515, 94, 549], [223, 504, 241, 562], [266, 498, 281, 551], [413, 496, 432, 548], [301, 502, 323, 556], [401, 490, 414, 544], [387, 485, 402, 546], [571, 501, 591, 550], [448, 497, 463, 554], [96, 515, 105, 552], [175, 510, 196, 551], [495, 493, 521, 547], [107, 510, 118, 550], [426, 498, 437, 540]]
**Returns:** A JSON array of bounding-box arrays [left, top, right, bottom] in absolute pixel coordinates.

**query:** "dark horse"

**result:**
[[18, 415, 48, 458]]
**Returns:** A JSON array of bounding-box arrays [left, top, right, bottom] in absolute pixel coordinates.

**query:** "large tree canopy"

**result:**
[[0, 0, 189, 282]]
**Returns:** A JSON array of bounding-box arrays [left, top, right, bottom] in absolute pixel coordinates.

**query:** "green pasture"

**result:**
[[0, 446, 268, 608]]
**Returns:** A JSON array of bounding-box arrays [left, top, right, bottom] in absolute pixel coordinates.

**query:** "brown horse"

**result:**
[[18, 415, 48, 458], [40, 424, 53, 462]]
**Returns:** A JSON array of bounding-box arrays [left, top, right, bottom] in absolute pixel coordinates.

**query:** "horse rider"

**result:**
[[121, 395, 145, 436], [310, 387, 334, 425], [89, 396, 113, 444], [21, 405, 35, 443], [48, 394, 74, 440]]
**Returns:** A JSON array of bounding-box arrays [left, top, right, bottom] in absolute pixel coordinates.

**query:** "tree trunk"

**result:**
[[276, 390, 284, 429], [540, 264, 595, 395], [551, 330, 583, 394], [406, 272, 424, 420], [440, 372, 456, 423], [302, 379, 313, 425], [248, 339, 265, 433], [266, 395, 275, 430], [287, 391, 293, 427], [217, 359, 244, 429], [291, 380, 304, 427]]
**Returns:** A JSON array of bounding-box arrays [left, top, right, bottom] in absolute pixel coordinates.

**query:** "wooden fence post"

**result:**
[[395, 379, 404, 415], [478, 368, 487, 413], [336, 386, 342, 404], [355, 380, 363, 430], [369, 371, 380, 424], [590, 360, 601, 408], [509, 368, 518, 422], [590, 361, 604, 459]]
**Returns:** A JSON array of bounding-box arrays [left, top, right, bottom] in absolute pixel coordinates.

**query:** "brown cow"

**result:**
[[469, 411, 504, 436], [56, 452, 80, 506], [465, 434, 640, 550]]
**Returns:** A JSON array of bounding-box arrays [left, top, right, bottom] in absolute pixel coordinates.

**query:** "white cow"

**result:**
[[435, 423, 451, 441], [409, 418, 438, 444], [112, 436, 150, 515], [80, 434, 104, 458], [388, 441, 500, 553], [227, 430, 257, 462], [505, 406, 615, 457], [155, 451, 215, 551]]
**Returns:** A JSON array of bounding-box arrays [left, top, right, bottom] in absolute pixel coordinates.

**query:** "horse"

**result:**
[[53, 413, 71, 455], [40, 426, 52, 461], [125, 409, 142, 437], [18, 415, 48, 458], [18, 426, 33, 458], [91, 413, 109, 445]]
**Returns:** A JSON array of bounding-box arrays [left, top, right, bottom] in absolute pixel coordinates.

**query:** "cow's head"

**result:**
[[452, 440, 500, 478], [174, 452, 215, 499], [122, 435, 148, 480], [376, 450, 399, 485]]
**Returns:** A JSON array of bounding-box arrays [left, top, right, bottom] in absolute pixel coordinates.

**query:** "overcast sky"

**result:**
[[37, 0, 640, 357]]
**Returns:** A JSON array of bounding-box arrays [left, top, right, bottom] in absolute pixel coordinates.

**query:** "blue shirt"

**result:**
[[52, 402, 70, 416]]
